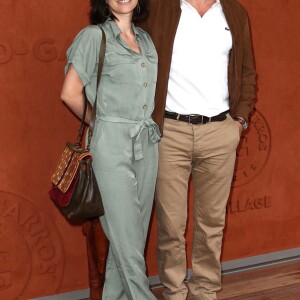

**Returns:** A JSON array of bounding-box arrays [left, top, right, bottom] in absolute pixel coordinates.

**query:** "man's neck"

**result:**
[[185, 0, 217, 17]]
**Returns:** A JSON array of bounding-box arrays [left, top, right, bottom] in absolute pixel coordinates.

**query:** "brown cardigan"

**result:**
[[141, 0, 257, 135]]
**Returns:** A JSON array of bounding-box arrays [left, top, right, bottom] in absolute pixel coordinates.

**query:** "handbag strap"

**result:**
[[76, 27, 107, 149]]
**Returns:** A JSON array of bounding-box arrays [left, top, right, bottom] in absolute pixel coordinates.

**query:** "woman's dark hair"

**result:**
[[89, 0, 149, 25]]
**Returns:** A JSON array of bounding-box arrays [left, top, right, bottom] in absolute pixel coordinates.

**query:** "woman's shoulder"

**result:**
[[66, 25, 103, 58], [135, 26, 152, 40], [136, 27, 156, 49], [135, 26, 157, 59], [73, 25, 103, 41]]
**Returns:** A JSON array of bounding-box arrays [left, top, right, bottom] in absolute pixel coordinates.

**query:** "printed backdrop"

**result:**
[[1, 0, 300, 298]]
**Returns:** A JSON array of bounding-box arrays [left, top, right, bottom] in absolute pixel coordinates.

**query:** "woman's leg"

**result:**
[[98, 167, 156, 300]]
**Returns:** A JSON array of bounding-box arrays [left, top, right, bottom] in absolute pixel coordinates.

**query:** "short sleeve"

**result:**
[[65, 25, 102, 87]]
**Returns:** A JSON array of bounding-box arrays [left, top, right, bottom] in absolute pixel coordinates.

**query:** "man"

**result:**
[[143, 0, 256, 299]]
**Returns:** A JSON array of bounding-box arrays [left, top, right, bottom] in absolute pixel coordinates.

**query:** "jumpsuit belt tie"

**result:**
[[98, 116, 161, 161]]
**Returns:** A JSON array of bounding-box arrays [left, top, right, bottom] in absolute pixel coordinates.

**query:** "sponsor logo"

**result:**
[[0, 39, 70, 64], [232, 109, 271, 187], [0, 191, 64, 299]]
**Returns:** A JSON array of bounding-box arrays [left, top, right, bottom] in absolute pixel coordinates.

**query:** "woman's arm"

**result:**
[[61, 65, 92, 124]]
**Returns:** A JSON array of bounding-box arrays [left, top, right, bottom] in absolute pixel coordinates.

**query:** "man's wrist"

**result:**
[[234, 116, 248, 130]]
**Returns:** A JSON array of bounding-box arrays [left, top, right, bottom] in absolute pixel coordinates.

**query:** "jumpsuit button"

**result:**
[[141, 62, 146, 67], [143, 104, 147, 110], [143, 83, 148, 88]]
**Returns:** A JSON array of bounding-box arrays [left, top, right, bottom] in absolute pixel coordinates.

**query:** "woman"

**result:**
[[61, 0, 160, 299]]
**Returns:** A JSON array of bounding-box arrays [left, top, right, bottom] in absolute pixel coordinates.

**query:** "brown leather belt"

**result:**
[[164, 110, 229, 125]]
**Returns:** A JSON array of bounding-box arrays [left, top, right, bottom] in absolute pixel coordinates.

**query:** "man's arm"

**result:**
[[236, 12, 257, 122]]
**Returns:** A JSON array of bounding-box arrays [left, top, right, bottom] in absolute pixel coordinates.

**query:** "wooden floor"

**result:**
[[152, 261, 300, 299]]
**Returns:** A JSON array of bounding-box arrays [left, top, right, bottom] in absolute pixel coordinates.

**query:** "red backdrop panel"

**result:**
[[1, 0, 300, 298]]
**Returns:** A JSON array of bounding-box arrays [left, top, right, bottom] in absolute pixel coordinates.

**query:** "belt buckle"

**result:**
[[188, 114, 200, 125]]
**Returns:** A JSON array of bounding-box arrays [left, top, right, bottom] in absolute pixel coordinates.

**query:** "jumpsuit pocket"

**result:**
[[105, 50, 138, 84]]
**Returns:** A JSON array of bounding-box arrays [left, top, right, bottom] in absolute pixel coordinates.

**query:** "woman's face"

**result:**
[[106, 0, 139, 19]]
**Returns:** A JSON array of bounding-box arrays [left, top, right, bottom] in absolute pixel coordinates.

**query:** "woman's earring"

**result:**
[[136, 2, 141, 14], [103, 5, 111, 18]]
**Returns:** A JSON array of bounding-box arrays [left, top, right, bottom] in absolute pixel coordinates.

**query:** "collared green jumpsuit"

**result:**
[[65, 20, 160, 300]]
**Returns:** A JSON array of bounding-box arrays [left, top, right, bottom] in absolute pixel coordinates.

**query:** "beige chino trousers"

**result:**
[[156, 115, 240, 300]]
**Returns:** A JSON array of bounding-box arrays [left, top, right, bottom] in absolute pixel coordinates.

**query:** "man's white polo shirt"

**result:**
[[165, 0, 232, 116]]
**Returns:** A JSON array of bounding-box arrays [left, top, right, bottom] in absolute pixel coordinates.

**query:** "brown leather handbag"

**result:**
[[49, 28, 106, 219]]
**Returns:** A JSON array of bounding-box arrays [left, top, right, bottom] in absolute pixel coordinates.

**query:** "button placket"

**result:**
[[139, 52, 149, 116]]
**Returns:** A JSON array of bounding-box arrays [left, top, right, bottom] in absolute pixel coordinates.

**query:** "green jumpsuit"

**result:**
[[65, 20, 160, 300]]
